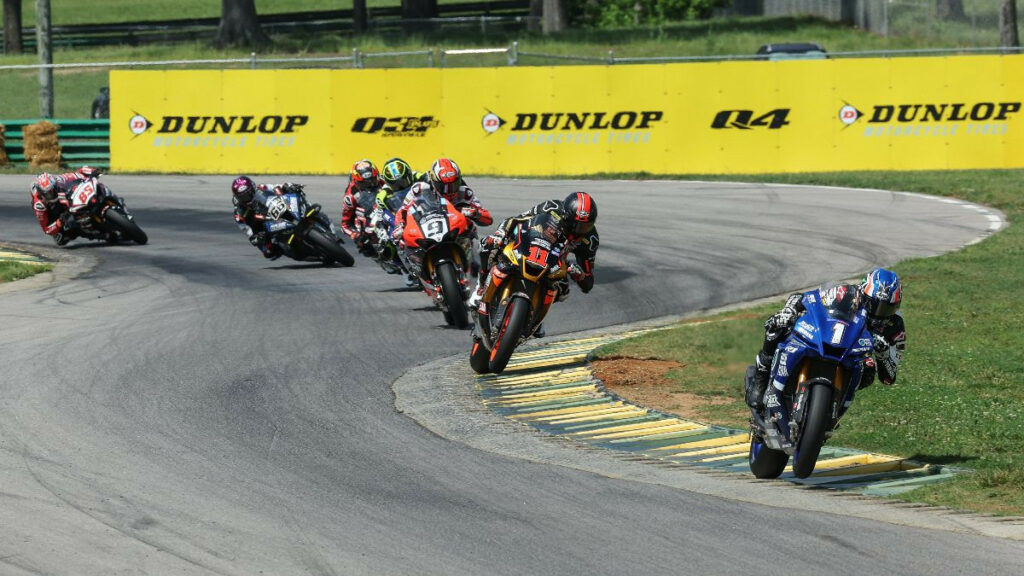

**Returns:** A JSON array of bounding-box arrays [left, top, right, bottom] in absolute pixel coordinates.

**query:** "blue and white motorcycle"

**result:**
[[745, 283, 874, 479], [261, 186, 354, 267]]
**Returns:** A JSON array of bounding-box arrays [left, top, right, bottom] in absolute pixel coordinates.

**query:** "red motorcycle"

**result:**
[[400, 190, 474, 328]]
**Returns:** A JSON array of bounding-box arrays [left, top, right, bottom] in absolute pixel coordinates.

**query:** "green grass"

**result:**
[[595, 169, 1024, 516], [0, 260, 51, 281]]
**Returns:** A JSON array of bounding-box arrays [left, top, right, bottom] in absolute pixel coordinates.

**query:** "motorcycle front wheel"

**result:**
[[307, 228, 355, 267], [792, 383, 832, 479], [105, 209, 148, 245], [470, 337, 491, 374], [488, 296, 529, 374], [437, 261, 469, 329]]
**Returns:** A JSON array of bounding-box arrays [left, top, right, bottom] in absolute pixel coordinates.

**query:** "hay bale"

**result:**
[[23, 120, 62, 171], [0, 124, 8, 166]]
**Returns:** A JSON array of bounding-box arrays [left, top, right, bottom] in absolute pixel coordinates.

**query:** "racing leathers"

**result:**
[[233, 183, 297, 259], [474, 199, 599, 310], [749, 291, 907, 413], [31, 171, 87, 244], [340, 174, 385, 241]]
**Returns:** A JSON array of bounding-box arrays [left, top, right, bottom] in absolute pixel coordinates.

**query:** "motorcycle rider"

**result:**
[[232, 176, 305, 259], [373, 158, 426, 278], [30, 166, 103, 245], [406, 158, 493, 231], [340, 160, 385, 252], [748, 268, 906, 442], [468, 192, 599, 338]]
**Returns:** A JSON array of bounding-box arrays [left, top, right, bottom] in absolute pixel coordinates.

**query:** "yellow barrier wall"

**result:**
[[111, 55, 1024, 175]]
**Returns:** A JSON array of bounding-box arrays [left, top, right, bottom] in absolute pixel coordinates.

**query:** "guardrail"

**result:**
[[0, 1, 532, 49], [0, 120, 110, 168]]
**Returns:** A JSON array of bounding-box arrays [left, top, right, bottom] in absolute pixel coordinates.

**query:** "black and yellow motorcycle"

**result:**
[[470, 212, 569, 374]]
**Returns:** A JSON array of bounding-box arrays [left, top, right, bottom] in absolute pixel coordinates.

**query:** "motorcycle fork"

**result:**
[[791, 360, 843, 436]]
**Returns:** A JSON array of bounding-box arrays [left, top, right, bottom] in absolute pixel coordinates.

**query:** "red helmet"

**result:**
[[428, 158, 461, 200], [34, 173, 59, 201], [231, 176, 256, 204], [351, 160, 380, 192], [562, 192, 597, 237]]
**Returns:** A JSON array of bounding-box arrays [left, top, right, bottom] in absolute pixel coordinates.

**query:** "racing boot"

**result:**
[[763, 383, 792, 445], [745, 354, 771, 410], [533, 323, 546, 338], [467, 282, 485, 310]]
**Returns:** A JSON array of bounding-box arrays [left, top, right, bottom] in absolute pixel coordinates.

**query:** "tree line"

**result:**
[[3, 0, 1021, 53]]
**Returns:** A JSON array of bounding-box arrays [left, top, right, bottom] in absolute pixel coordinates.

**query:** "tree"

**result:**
[[1001, 0, 1020, 48], [353, 0, 368, 34], [935, 0, 966, 21], [402, 0, 438, 19], [543, 0, 567, 34], [3, 0, 22, 54], [216, 0, 269, 48]]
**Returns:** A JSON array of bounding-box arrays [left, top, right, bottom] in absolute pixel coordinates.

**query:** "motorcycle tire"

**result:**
[[438, 262, 469, 329], [488, 296, 529, 374], [748, 434, 789, 479], [792, 383, 832, 479], [307, 228, 355, 267], [470, 337, 491, 374], [105, 209, 148, 245]]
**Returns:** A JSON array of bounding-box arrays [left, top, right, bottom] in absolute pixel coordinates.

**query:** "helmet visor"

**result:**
[[867, 299, 899, 319]]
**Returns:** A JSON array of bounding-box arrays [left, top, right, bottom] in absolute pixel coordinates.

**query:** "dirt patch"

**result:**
[[592, 357, 734, 421]]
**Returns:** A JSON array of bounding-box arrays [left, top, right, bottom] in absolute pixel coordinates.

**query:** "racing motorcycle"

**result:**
[[470, 212, 569, 374], [399, 190, 473, 328], [371, 189, 411, 276], [745, 283, 874, 479], [261, 186, 354, 267], [352, 190, 381, 260], [65, 177, 148, 245]]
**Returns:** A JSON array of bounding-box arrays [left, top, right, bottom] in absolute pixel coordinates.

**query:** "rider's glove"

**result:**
[[765, 307, 797, 333], [872, 333, 890, 354], [568, 263, 585, 283], [460, 205, 478, 219]]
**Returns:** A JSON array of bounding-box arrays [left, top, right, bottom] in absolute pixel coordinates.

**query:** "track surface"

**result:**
[[0, 175, 1019, 575]]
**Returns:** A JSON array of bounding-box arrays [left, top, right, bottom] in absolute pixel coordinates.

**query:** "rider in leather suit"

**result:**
[[748, 268, 906, 441]]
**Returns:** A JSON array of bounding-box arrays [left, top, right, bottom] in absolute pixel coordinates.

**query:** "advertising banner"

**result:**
[[110, 55, 1024, 175]]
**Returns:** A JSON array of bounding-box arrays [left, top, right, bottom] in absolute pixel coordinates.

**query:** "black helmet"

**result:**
[[562, 192, 597, 237]]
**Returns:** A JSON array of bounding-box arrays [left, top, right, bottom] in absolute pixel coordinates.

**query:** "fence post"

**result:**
[[428, 49, 435, 67], [352, 47, 362, 68], [607, 49, 614, 65], [250, 52, 257, 69], [509, 41, 519, 66]]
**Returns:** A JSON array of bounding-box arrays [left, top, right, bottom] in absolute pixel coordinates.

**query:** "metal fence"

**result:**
[[723, 0, 1005, 41]]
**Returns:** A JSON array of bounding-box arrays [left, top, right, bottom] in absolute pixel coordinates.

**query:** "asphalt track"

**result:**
[[0, 174, 1019, 575]]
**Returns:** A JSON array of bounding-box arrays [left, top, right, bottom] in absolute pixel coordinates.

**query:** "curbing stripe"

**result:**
[[0, 248, 52, 266], [474, 333, 958, 495]]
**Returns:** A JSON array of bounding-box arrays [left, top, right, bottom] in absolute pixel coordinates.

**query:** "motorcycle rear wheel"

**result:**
[[748, 434, 789, 479], [488, 297, 529, 374], [105, 209, 147, 245], [307, 229, 355, 267], [792, 383, 832, 479], [438, 262, 469, 329]]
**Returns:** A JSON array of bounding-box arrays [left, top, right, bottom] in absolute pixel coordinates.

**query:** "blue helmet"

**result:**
[[861, 268, 902, 322]]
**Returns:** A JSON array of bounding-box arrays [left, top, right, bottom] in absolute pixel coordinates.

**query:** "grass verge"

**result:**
[[594, 169, 1024, 516], [0, 260, 52, 282]]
